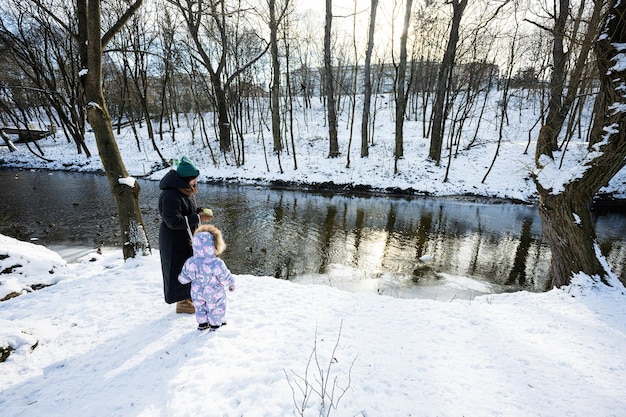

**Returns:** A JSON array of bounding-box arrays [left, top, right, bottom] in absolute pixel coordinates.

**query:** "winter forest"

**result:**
[[1, 0, 625, 290]]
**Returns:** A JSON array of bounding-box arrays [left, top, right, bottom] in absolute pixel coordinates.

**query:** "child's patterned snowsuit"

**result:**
[[178, 231, 235, 327]]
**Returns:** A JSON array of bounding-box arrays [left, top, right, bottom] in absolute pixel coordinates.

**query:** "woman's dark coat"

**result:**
[[159, 170, 201, 303]]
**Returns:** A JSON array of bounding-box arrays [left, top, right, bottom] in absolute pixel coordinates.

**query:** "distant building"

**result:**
[[290, 60, 500, 97]]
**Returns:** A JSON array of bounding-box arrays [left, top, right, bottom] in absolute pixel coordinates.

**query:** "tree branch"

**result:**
[[523, 18, 553, 34], [225, 41, 270, 87], [102, 0, 143, 47]]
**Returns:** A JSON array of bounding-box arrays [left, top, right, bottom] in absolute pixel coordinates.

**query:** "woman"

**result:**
[[159, 156, 213, 313]]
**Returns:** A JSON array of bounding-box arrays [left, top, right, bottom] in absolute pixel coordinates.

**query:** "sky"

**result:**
[[293, 0, 547, 72], [1, 87, 626, 416]]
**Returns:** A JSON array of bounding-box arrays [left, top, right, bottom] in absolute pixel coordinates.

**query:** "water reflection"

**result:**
[[1, 170, 625, 298], [204, 189, 555, 294]]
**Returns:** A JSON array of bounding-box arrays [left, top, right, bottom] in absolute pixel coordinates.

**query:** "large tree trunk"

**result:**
[[537, 190, 604, 288], [535, 0, 626, 288], [428, 0, 468, 165], [79, 0, 149, 260]]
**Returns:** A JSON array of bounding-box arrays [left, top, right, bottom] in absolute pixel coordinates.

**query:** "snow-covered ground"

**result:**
[[1, 234, 625, 417], [1, 94, 626, 416]]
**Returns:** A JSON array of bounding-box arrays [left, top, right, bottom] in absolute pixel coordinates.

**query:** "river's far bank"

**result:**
[[1, 99, 625, 207]]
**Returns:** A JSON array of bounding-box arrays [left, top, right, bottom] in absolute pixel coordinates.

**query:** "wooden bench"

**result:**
[[1, 125, 56, 143], [1, 125, 56, 151]]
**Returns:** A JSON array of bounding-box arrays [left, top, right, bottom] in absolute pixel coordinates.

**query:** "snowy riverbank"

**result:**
[[2, 97, 625, 204], [1, 234, 626, 416]]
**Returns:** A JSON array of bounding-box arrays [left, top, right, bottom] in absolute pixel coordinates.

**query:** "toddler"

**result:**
[[178, 224, 235, 331]]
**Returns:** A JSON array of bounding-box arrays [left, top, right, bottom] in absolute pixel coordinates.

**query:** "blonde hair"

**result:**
[[195, 224, 226, 255]]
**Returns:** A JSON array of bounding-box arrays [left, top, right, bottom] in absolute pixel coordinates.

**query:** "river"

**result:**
[[1, 169, 625, 299]]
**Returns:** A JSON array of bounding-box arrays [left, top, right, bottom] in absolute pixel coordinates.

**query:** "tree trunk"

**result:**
[[428, 0, 467, 165], [394, 0, 413, 172], [535, 0, 626, 288], [281, 14, 298, 170], [269, 0, 283, 153], [207, 76, 230, 154], [345, 0, 359, 169], [534, 0, 602, 165], [537, 190, 604, 288], [324, 0, 340, 158], [360, 0, 379, 158], [535, 0, 569, 163], [79, 0, 149, 259]]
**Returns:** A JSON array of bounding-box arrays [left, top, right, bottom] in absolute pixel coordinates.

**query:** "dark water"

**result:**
[[1, 170, 625, 298]]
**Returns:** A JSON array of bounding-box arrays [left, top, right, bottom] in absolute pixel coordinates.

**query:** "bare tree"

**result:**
[[281, 11, 299, 170], [155, 6, 180, 144], [10, 0, 150, 258], [170, 0, 269, 155], [0, 1, 89, 156], [78, 0, 150, 258], [268, 0, 290, 155], [360, 0, 379, 158], [532, 0, 603, 162], [533, 0, 626, 288], [428, 0, 468, 165], [114, 8, 167, 165], [324, 0, 340, 158], [269, 0, 283, 154], [394, 0, 414, 174], [344, 0, 359, 169]]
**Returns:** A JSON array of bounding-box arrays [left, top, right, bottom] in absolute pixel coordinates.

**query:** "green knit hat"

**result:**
[[176, 156, 200, 178]]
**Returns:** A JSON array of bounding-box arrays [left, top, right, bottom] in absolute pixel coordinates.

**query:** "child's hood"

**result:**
[[192, 231, 216, 258]]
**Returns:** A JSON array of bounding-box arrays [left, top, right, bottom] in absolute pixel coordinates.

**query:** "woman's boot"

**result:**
[[176, 299, 195, 314]]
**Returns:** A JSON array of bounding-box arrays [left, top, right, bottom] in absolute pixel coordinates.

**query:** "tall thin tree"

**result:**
[[361, 0, 379, 158], [394, 0, 414, 174], [324, 0, 340, 157], [428, 0, 468, 165], [80, 0, 150, 258], [269, 0, 283, 154]]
